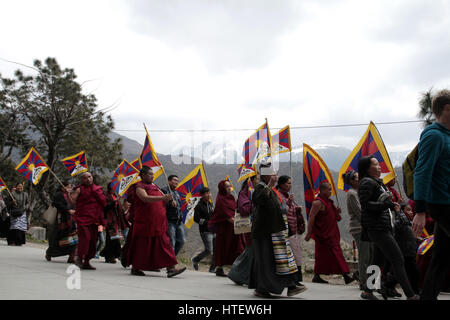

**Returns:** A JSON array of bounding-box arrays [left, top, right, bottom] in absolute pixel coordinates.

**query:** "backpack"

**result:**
[[402, 126, 445, 199], [402, 144, 418, 199]]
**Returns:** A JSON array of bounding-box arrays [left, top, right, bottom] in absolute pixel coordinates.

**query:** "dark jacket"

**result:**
[[358, 176, 396, 232], [251, 182, 285, 238], [161, 186, 183, 224], [194, 199, 214, 233]]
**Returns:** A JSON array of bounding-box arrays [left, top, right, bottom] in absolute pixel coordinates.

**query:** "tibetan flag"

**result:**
[[129, 158, 142, 183], [176, 164, 209, 229], [417, 235, 434, 256], [225, 175, 234, 192], [139, 127, 164, 180], [131, 158, 142, 171], [0, 176, 7, 193], [15, 147, 49, 185], [303, 143, 337, 216], [338, 121, 396, 191], [237, 161, 256, 183], [61, 151, 88, 177], [242, 120, 272, 165], [272, 125, 291, 155], [110, 159, 140, 196]]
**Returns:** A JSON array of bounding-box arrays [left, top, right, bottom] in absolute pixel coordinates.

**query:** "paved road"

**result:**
[[1, 240, 449, 300]]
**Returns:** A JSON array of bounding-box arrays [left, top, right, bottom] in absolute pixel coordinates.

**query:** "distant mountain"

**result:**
[[112, 131, 412, 248]]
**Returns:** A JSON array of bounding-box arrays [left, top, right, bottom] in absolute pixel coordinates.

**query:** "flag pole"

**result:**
[[201, 160, 215, 202], [290, 150, 293, 192], [4, 186, 16, 202], [372, 121, 404, 199], [142, 123, 174, 197], [47, 167, 66, 189]]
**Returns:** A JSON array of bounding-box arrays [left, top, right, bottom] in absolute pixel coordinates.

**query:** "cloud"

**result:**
[[125, 0, 301, 73]]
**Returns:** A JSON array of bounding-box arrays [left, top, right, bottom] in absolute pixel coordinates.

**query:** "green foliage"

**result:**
[[0, 57, 123, 219], [417, 88, 435, 128]]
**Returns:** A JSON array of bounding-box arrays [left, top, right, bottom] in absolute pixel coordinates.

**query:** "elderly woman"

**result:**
[[6, 182, 29, 246], [248, 162, 306, 298], [208, 180, 245, 277], [45, 181, 77, 263], [358, 155, 419, 300]]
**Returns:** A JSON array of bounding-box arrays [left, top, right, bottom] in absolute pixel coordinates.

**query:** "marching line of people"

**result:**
[[0, 90, 448, 300], [0, 163, 448, 299]]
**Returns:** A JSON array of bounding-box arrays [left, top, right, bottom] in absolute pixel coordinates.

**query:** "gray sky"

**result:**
[[1, 0, 450, 158]]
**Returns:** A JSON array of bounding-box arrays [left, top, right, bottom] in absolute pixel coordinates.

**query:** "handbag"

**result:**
[[234, 211, 252, 235], [43, 205, 58, 225]]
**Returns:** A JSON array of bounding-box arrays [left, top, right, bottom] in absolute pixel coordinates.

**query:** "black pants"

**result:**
[[7, 229, 26, 246], [368, 229, 415, 298], [421, 204, 450, 300]]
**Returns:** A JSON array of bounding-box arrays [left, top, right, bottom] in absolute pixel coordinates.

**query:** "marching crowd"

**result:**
[[0, 89, 449, 300]]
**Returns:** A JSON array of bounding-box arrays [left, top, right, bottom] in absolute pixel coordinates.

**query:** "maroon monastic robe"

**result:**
[[74, 184, 107, 260], [208, 181, 245, 266], [127, 182, 177, 270], [312, 195, 350, 275]]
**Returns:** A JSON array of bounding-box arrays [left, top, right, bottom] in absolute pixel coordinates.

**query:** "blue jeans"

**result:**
[[168, 222, 185, 256], [96, 231, 105, 255], [192, 232, 216, 267]]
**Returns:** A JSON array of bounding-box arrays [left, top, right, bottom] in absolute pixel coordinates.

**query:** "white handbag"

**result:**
[[43, 205, 58, 225], [234, 211, 252, 234]]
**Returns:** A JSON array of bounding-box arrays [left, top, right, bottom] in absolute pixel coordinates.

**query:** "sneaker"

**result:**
[[167, 266, 187, 278], [131, 268, 146, 276], [287, 284, 307, 297], [191, 258, 199, 271], [360, 291, 379, 300], [407, 294, 420, 300], [312, 275, 328, 284], [208, 266, 216, 273], [254, 290, 272, 298]]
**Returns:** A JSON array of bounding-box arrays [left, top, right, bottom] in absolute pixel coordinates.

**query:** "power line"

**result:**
[[114, 120, 423, 133]]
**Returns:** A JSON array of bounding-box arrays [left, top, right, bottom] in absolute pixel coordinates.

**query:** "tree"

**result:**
[[0, 57, 123, 220], [417, 88, 435, 128]]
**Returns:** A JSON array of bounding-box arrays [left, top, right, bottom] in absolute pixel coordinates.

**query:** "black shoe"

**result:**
[[131, 268, 145, 276], [191, 257, 199, 271], [360, 292, 379, 300], [312, 275, 328, 284], [167, 266, 187, 278], [387, 287, 402, 298], [208, 266, 216, 273], [216, 268, 227, 277], [254, 290, 272, 298], [377, 289, 388, 300], [344, 274, 356, 285]]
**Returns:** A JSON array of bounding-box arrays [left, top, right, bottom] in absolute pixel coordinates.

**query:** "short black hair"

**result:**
[[276, 175, 290, 189], [168, 175, 178, 181], [139, 165, 152, 178], [200, 187, 210, 195]]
